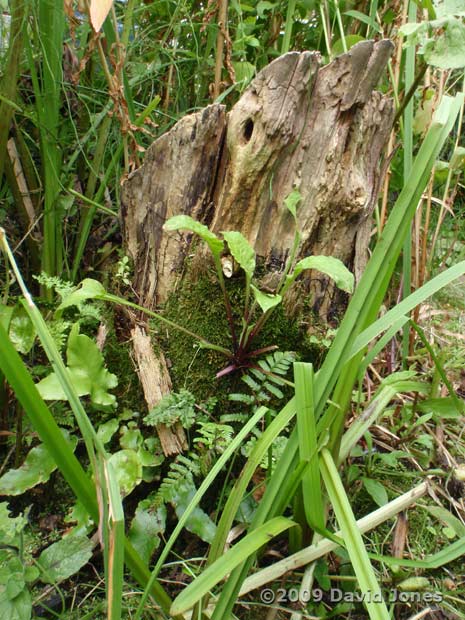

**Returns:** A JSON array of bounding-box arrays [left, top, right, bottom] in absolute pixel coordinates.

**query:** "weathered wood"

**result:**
[[120, 41, 395, 453], [131, 325, 187, 456], [210, 40, 394, 314], [122, 104, 227, 307]]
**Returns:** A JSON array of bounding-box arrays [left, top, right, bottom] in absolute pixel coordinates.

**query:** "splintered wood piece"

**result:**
[[131, 325, 187, 456]]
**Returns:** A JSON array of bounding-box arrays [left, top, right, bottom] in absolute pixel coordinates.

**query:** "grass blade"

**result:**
[[208, 401, 295, 565], [350, 260, 465, 358], [170, 517, 296, 616], [104, 459, 125, 620], [134, 406, 272, 620], [239, 482, 428, 595], [294, 362, 325, 532], [319, 448, 389, 620], [339, 376, 428, 463]]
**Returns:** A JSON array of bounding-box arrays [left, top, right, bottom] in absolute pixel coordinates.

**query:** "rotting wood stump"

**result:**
[[120, 40, 395, 455]]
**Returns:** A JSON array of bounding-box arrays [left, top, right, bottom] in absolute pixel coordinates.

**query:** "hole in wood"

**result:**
[[242, 118, 254, 143]]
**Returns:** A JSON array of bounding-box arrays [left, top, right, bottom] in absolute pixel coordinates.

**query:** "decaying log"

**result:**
[[121, 40, 395, 454]]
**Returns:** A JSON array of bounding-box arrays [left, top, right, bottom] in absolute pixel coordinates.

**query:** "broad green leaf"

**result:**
[[119, 425, 143, 451], [169, 482, 217, 544], [232, 60, 255, 82], [38, 533, 93, 584], [0, 503, 27, 544], [417, 397, 464, 418], [423, 506, 465, 537], [0, 305, 14, 332], [108, 449, 142, 497], [222, 231, 256, 279], [129, 503, 166, 564], [284, 189, 302, 219], [0, 587, 31, 620], [0, 432, 77, 496], [424, 18, 465, 69], [170, 516, 295, 615], [399, 22, 426, 38], [163, 215, 224, 257], [97, 418, 120, 444], [9, 307, 36, 354], [36, 324, 118, 407], [286, 255, 354, 293], [0, 317, 172, 610], [434, 0, 465, 18], [362, 478, 388, 507], [23, 567, 39, 583], [57, 278, 106, 312], [257, 0, 275, 17], [333, 34, 366, 55], [251, 284, 281, 313], [0, 555, 26, 600]]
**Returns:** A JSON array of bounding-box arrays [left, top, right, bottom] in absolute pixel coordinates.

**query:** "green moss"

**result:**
[[104, 310, 147, 414], [160, 270, 239, 404], [159, 266, 318, 407]]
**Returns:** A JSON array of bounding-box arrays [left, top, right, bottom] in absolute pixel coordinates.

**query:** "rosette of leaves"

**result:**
[[164, 196, 353, 377]]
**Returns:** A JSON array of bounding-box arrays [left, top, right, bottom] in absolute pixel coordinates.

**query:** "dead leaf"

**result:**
[[89, 0, 114, 32]]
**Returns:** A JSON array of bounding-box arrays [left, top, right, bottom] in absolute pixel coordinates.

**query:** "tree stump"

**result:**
[[120, 40, 395, 455]]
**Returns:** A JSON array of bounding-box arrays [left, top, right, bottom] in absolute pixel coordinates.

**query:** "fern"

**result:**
[[242, 434, 288, 470], [219, 412, 249, 425], [34, 272, 102, 323], [144, 389, 196, 428], [229, 350, 296, 408], [34, 272, 75, 298], [193, 422, 234, 453], [154, 453, 201, 507]]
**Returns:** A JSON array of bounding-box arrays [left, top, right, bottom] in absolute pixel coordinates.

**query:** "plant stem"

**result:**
[[0, 0, 26, 183], [213, 0, 228, 99], [401, 0, 417, 365], [282, 0, 297, 54]]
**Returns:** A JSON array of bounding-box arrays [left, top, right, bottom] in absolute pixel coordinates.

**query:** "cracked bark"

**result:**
[[121, 40, 395, 454]]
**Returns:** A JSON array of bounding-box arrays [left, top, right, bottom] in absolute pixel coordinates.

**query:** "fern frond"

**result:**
[[229, 393, 255, 405], [154, 452, 201, 507], [220, 413, 249, 424], [193, 422, 234, 452], [144, 389, 196, 428], [229, 350, 296, 409]]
